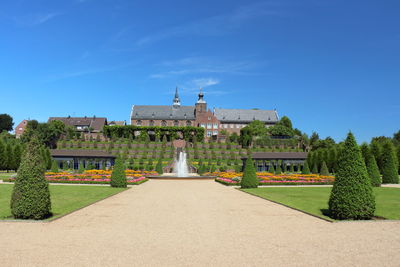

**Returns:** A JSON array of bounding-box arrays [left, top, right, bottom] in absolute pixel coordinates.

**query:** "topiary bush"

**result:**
[[240, 157, 258, 188], [110, 157, 127, 188], [381, 141, 399, 184], [320, 161, 329, 176], [362, 145, 381, 187], [328, 132, 375, 220], [51, 160, 59, 173], [10, 137, 52, 220], [302, 161, 310, 174], [155, 159, 163, 174]]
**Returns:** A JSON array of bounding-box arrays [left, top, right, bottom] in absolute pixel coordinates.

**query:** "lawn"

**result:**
[[0, 184, 127, 220], [0, 172, 17, 179], [241, 187, 400, 221]]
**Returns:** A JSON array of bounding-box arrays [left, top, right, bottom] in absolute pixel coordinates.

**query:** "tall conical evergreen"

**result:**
[[12, 144, 22, 171], [110, 157, 127, 188], [312, 163, 318, 174], [302, 161, 310, 174], [381, 141, 399, 184], [275, 161, 282, 174], [51, 160, 59, 173], [367, 155, 381, 187], [240, 157, 258, 188], [155, 158, 163, 174], [320, 161, 329, 176], [269, 162, 275, 173], [328, 132, 375, 220], [10, 137, 52, 220]]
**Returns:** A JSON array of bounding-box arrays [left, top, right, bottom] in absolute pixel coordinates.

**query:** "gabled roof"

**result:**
[[48, 117, 107, 132], [213, 108, 279, 123], [108, 120, 126, 126], [131, 105, 195, 120]]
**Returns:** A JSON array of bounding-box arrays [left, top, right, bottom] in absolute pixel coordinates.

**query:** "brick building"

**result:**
[[15, 119, 29, 138], [131, 88, 279, 139]]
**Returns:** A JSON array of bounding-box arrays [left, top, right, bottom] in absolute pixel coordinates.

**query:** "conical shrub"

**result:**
[[51, 160, 59, 173], [312, 163, 318, 174], [328, 132, 375, 220], [10, 137, 52, 220], [155, 159, 163, 174], [302, 161, 310, 174], [367, 155, 381, 187], [381, 142, 399, 184], [110, 157, 127, 188], [320, 161, 329, 176], [275, 162, 282, 174], [240, 157, 258, 188]]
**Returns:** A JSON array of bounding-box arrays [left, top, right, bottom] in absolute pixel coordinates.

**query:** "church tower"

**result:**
[[172, 87, 181, 108], [195, 88, 207, 114]]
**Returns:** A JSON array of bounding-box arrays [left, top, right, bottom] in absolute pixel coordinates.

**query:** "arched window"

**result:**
[[161, 120, 167, 126], [186, 120, 192, 126], [136, 120, 142, 126], [174, 120, 179, 126]]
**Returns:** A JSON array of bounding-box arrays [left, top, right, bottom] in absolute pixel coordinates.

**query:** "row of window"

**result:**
[[221, 124, 246, 129], [200, 123, 219, 129], [136, 120, 192, 127], [206, 130, 218, 137]]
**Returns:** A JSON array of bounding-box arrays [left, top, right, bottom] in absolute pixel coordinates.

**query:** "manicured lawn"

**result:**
[[0, 184, 127, 220], [0, 172, 17, 179], [241, 187, 400, 221]]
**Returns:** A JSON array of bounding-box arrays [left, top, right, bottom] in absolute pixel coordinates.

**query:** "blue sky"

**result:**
[[0, 0, 399, 143]]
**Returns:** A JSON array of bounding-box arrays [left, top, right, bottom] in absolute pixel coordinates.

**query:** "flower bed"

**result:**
[[211, 171, 335, 186], [4, 169, 155, 185]]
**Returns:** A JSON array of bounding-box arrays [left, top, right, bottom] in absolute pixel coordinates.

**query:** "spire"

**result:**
[[197, 88, 206, 104], [173, 86, 181, 107]]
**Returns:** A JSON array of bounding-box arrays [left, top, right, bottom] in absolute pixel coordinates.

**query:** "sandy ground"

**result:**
[[1, 180, 399, 267]]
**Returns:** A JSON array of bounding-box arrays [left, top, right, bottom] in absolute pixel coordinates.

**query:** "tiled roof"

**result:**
[[214, 108, 278, 123], [108, 120, 126, 126], [48, 117, 107, 132], [131, 105, 195, 120]]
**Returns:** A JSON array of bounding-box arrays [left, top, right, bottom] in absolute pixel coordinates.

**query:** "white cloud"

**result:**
[[192, 78, 220, 88], [12, 12, 61, 27], [135, 2, 282, 46]]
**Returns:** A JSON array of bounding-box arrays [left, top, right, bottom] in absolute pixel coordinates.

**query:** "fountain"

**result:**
[[146, 140, 216, 180], [173, 151, 189, 177]]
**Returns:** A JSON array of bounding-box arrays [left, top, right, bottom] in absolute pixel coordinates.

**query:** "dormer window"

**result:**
[[137, 120, 142, 126]]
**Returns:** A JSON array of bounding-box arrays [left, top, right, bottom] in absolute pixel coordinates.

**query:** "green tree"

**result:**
[[381, 141, 399, 184], [320, 161, 329, 176], [328, 132, 375, 220], [240, 157, 258, 188], [51, 160, 59, 173], [367, 154, 381, 187], [0, 114, 14, 132], [275, 161, 282, 174], [302, 161, 310, 174], [155, 158, 163, 174], [110, 158, 127, 188], [10, 137, 52, 219], [4, 143, 13, 172], [312, 163, 318, 174], [12, 144, 22, 171]]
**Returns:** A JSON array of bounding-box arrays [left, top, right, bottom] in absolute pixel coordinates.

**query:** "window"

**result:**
[[230, 124, 234, 129], [200, 124, 206, 128], [161, 120, 167, 126], [207, 123, 212, 129], [213, 123, 218, 129], [213, 130, 218, 135], [149, 120, 155, 126], [223, 124, 228, 129], [207, 130, 212, 137], [137, 120, 142, 126], [236, 124, 240, 128], [174, 120, 179, 126], [186, 121, 192, 126], [208, 117, 211, 121]]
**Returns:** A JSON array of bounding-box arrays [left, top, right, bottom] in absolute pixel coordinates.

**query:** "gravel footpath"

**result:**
[[1, 180, 399, 266]]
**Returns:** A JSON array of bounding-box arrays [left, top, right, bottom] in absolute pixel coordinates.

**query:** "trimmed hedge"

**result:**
[[240, 157, 258, 188], [110, 158, 127, 188], [4, 178, 149, 185], [10, 137, 52, 220], [103, 125, 205, 142], [328, 132, 375, 220]]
